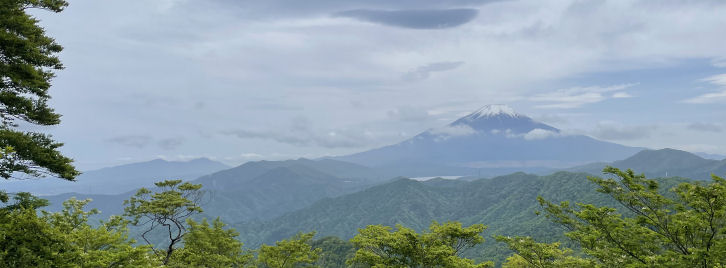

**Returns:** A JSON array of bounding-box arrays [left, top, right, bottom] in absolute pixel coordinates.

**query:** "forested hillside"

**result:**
[[232, 171, 687, 264]]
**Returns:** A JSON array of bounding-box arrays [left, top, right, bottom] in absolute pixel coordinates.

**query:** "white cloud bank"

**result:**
[[523, 128, 561, 140]]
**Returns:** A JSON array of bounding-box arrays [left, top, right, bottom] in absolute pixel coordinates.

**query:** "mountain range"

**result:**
[[334, 104, 643, 177], [41, 158, 382, 224], [0, 158, 229, 195], [569, 148, 726, 180], [231, 171, 687, 264]]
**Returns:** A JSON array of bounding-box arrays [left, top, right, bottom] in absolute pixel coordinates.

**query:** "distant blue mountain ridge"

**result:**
[[0, 158, 229, 195], [333, 104, 643, 176]]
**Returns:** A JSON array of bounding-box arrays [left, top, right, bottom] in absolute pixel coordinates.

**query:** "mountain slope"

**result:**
[[569, 148, 726, 180], [233, 171, 687, 264], [200, 162, 376, 221], [334, 105, 642, 177], [196, 158, 382, 191], [0, 158, 229, 195], [41, 158, 382, 224]]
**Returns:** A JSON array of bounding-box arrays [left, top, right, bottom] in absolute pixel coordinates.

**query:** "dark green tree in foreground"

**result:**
[[257, 231, 321, 268], [496, 236, 593, 268], [0, 0, 79, 192], [123, 179, 204, 265], [0, 194, 159, 267], [170, 217, 253, 267], [349, 221, 493, 268], [507, 167, 726, 267]]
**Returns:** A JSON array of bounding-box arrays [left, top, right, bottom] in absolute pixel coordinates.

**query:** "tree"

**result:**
[[170, 217, 252, 267], [310, 236, 359, 268], [496, 236, 594, 268], [123, 179, 204, 265], [537, 167, 726, 267], [0, 191, 48, 212], [257, 231, 321, 268], [0, 0, 79, 182], [45, 198, 159, 267], [348, 221, 493, 268], [0, 193, 79, 267]]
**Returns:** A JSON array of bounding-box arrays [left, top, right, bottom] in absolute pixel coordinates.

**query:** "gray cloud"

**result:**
[[590, 123, 656, 141], [688, 122, 722, 133], [386, 106, 432, 122], [222, 117, 378, 149], [334, 9, 478, 29], [402, 61, 464, 81], [107, 135, 153, 148], [223, 0, 499, 18], [158, 137, 185, 150]]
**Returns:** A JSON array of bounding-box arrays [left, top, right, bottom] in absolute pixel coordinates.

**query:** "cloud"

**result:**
[[712, 57, 726, 68], [334, 9, 479, 29], [386, 106, 431, 122], [402, 61, 464, 82], [612, 92, 633, 98], [221, 0, 500, 18], [428, 124, 476, 138], [523, 128, 561, 140], [157, 137, 184, 150], [240, 153, 264, 159], [684, 73, 726, 103], [688, 122, 722, 133], [702, 73, 726, 86], [590, 122, 656, 141], [531, 83, 637, 109], [106, 135, 153, 148], [683, 91, 726, 104], [222, 117, 380, 148]]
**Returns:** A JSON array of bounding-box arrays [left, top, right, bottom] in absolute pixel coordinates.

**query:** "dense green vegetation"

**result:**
[[2, 167, 723, 267], [231, 171, 686, 264]]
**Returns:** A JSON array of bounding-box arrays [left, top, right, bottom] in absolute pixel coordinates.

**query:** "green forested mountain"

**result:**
[[42, 158, 382, 224], [569, 148, 726, 180], [233, 171, 687, 264]]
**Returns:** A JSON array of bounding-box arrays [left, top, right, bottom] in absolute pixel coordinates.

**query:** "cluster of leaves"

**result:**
[[502, 167, 726, 267], [0, 0, 79, 182], [258, 231, 321, 268], [0, 180, 328, 267], [496, 236, 594, 268], [349, 221, 493, 267], [0, 194, 159, 267]]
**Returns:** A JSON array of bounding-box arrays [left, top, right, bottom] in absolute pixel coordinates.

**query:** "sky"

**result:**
[[26, 0, 726, 170]]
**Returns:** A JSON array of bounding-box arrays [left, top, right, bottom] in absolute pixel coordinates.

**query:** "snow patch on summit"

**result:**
[[466, 104, 521, 119]]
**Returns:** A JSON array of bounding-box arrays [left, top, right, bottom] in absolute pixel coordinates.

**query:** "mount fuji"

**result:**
[[334, 104, 642, 176]]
